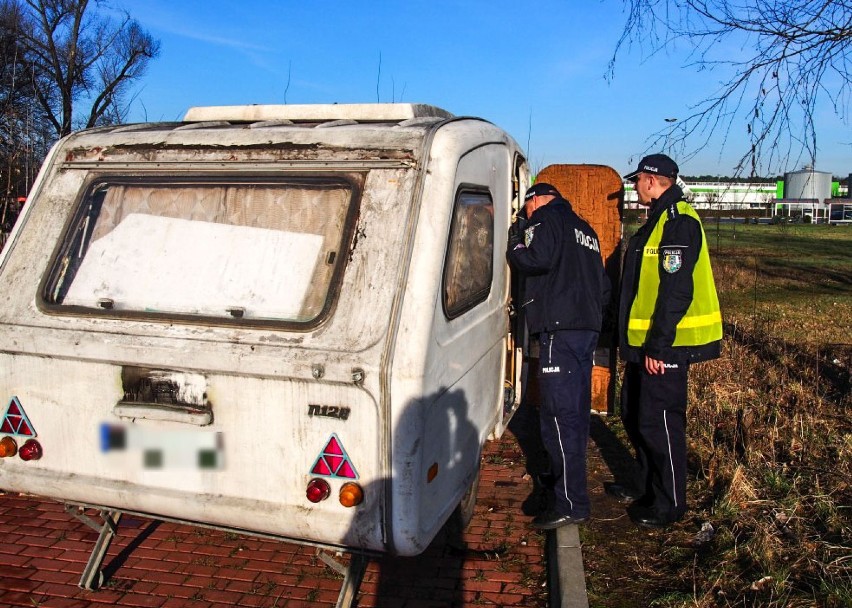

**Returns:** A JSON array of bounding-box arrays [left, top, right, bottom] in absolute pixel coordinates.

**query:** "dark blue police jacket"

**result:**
[[507, 197, 610, 335]]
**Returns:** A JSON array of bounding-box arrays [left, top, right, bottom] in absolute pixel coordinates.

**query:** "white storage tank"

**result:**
[[784, 165, 832, 201]]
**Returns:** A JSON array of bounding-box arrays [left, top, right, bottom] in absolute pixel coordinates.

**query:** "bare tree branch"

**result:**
[[610, 0, 852, 176], [15, 0, 159, 137]]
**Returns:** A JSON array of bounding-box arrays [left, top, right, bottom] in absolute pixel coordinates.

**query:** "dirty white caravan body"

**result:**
[[0, 104, 530, 565]]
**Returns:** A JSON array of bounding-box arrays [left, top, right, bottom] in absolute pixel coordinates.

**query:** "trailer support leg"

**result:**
[[316, 549, 369, 608], [65, 505, 122, 590]]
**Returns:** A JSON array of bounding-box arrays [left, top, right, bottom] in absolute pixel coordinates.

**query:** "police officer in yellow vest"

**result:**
[[609, 154, 722, 528]]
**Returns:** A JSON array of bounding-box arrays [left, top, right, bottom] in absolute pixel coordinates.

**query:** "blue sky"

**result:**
[[110, 0, 851, 178]]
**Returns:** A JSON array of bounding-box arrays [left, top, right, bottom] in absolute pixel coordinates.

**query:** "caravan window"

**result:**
[[443, 189, 494, 318], [42, 178, 357, 326]]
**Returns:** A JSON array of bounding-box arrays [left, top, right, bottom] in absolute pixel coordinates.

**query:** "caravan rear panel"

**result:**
[[0, 104, 528, 556]]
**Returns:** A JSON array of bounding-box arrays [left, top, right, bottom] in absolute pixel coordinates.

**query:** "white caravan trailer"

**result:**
[[0, 103, 530, 596]]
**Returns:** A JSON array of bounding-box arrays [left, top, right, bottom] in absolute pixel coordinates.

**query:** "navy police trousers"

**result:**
[[621, 360, 690, 522], [537, 329, 598, 518]]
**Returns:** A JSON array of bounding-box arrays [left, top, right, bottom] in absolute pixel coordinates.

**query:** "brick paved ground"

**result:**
[[0, 427, 549, 608]]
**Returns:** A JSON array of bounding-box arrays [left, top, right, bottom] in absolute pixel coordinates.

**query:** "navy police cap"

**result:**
[[623, 153, 679, 181], [523, 182, 560, 201]]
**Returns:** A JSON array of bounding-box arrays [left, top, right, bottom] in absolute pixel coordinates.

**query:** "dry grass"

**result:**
[[592, 223, 852, 607], [668, 224, 851, 607], [685, 330, 851, 607]]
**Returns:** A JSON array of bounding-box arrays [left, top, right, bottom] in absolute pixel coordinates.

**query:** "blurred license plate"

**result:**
[[100, 423, 224, 470]]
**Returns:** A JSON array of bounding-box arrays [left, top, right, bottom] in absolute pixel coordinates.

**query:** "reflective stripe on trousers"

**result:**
[[536, 330, 598, 518]]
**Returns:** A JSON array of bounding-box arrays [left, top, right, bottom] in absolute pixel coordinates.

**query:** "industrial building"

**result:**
[[623, 165, 851, 224]]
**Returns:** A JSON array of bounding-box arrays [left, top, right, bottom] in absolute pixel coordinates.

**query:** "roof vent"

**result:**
[[174, 121, 230, 130], [183, 103, 453, 123], [397, 117, 445, 128], [316, 119, 358, 129], [248, 119, 294, 129]]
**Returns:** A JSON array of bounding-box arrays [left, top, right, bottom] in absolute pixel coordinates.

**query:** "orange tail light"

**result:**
[[339, 482, 364, 507], [0, 436, 17, 457]]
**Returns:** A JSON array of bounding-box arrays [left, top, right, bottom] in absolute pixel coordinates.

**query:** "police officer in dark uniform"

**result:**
[[611, 154, 723, 528], [507, 183, 610, 530]]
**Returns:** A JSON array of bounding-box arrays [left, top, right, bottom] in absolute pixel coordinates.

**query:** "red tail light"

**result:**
[[0, 436, 17, 457], [18, 439, 42, 461], [306, 478, 331, 503]]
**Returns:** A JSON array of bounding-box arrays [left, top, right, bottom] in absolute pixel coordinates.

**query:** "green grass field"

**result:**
[[707, 223, 852, 345]]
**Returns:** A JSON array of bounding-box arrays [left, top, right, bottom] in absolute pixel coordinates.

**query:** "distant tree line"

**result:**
[[0, 0, 158, 229]]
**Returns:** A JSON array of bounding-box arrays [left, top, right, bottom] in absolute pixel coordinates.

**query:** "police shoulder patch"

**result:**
[[524, 223, 537, 247], [662, 249, 682, 273]]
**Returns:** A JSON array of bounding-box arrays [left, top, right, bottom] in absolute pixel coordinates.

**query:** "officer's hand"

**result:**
[[508, 217, 527, 250], [645, 355, 665, 375]]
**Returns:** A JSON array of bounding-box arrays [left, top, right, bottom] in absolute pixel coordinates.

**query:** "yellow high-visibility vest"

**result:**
[[627, 202, 722, 347]]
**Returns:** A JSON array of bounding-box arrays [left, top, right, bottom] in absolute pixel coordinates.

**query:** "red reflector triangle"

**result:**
[[308, 433, 359, 480], [338, 461, 356, 479], [1, 397, 37, 438], [324, 437, 343, 455], [311, 458, 332, 476], [327, 455, 343, 473]]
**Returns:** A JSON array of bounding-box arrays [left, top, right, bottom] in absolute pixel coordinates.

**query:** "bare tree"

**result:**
[[1, 1, 31, 197], [609, 1, 852, 176], [0, 0, 53, 217], [16, 0, 159, 137]]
